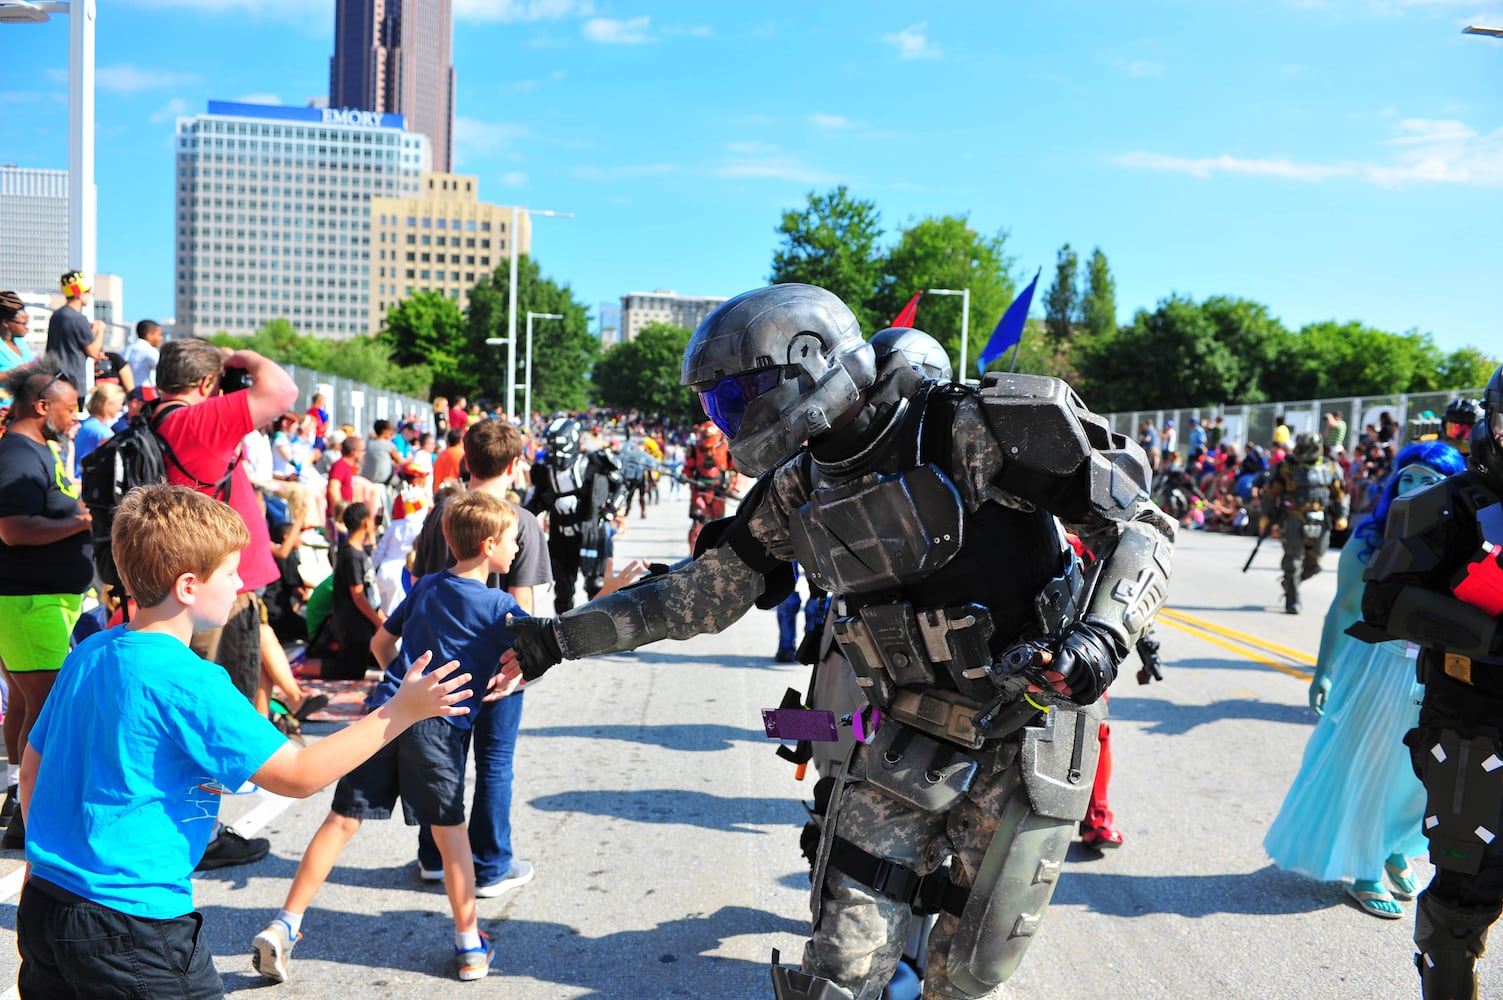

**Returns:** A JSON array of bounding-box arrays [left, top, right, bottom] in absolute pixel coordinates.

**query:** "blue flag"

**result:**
[[977, 268, 1040, 375]]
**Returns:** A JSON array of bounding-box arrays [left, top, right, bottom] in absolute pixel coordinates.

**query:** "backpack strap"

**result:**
[[149, 401, 241, 504]]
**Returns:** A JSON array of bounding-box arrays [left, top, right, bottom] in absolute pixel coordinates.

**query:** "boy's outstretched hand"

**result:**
[[389, 650, 472, 722]]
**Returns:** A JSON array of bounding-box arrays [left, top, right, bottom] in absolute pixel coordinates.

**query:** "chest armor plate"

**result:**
[[1290, 462, 1332, 507], [789, 463, 964, 594]]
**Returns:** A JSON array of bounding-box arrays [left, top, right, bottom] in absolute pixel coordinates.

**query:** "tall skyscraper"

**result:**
[[174, 101, 430, 339], [330, 0, 454, 172], [0, 165, 69, 293]]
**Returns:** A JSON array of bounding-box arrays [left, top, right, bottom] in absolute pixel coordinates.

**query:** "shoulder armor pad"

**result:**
[[1364, 481, 1454, 579], [978, 373, 1150, 518]]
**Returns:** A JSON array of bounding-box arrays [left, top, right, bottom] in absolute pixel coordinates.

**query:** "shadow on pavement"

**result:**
[[620, 649, 789, 672], [1051, 863, 1344, 917], [528, 788, 804, 833], [1108, 695, 1314, 735], [521, 722, 766, 753]]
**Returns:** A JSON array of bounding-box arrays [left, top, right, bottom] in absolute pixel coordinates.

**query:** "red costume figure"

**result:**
[[684, 422, 733, 550]]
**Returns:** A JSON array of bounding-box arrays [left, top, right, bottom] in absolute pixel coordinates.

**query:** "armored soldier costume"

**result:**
[[1355, 365, 1503, 1000], [1444, 398, 1484, 458], [684, 422, 735, 550], [1262, 432, 1349, 613], [525, 417, 627, 612], [504, 285, 1174, 1000]]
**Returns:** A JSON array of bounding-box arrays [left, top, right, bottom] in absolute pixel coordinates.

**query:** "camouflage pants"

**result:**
[[802, 740, 1058, 1000]]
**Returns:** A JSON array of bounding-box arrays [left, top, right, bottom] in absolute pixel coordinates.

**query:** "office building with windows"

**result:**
[[367, 172, 529, 328], [330, 0, 454, 172], [174, 100, 430, 339], [1, 165, 69, 294], [619, 290, 728, 341]]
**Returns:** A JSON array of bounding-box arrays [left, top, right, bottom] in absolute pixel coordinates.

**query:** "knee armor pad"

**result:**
[[1414, 892, 1499, 1000], [944, 786, 1075, 995], [770, 952, 856, 1000]]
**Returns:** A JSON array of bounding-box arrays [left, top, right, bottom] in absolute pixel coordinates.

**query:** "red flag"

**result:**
[[890, 292, 921, 329]]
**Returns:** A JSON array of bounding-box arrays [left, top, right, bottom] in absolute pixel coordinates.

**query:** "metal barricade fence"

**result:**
[[1106, 387, 1485, 457], [281, 363, 432, 436]]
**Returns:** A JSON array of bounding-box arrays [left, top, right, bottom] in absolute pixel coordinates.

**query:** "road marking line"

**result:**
[[1158, 616, 1314, 683], [1159, 607, 1318, 666], [0, 866, 24, 904], [226, 789, 296, 839]]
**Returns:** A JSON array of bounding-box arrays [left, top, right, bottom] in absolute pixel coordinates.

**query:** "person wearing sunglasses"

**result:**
[[0, 359, 91, 849], [501, 283, 1174, 1000]]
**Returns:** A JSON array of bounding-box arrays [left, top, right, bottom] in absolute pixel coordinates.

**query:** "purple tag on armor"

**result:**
[[762, 708, 839, 742]]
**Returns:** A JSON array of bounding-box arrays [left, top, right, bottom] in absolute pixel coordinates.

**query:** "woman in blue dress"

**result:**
[[1265, 440, 1467, 918]]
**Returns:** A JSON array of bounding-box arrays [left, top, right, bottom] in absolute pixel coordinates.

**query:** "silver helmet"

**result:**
[[1293, 431, 1322, 462], [542, 416, 582, 470], [868, 326, 953, 382], [682, 284, 875, 476]]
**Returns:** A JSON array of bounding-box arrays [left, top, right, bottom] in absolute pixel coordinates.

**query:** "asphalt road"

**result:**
[[0, 489, 1483, 999]]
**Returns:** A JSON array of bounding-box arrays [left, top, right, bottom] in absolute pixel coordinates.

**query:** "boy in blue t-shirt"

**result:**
[[17, 484, 471, 999], [253, 490, 525, 984]]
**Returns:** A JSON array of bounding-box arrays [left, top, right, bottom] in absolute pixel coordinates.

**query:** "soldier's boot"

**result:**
[[1282, 577, 1301, 615], [770, 952, 855, 1000], [1414, 891, 1499, 1000]]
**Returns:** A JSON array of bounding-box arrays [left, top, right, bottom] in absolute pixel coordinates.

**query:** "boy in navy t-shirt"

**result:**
[[253, 491, 525, 984], [17, 485, 470, 999]]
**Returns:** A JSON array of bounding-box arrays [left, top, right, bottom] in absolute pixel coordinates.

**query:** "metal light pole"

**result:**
[[505, 205, 573, 420], [1463, 25, 1503, 36], [1, 1, 96, 316], [927, 287, 970, 382], [522, 311, 563, 425]]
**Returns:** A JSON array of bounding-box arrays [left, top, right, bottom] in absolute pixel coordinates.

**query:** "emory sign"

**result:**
[[321, 108, 385, 127]]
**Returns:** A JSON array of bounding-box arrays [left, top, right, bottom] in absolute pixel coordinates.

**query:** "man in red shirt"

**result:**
[[431, 427, 465, 488], [326, 435, 363, 510], [153, 338, 300, 868]]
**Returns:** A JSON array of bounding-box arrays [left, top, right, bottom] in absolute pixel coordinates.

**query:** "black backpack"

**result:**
[[80, 401, 237, 606]]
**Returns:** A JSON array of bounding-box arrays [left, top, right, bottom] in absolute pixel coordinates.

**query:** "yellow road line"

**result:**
[[1157, 615, 1315, 683], [1159, 607, 1317, 667]]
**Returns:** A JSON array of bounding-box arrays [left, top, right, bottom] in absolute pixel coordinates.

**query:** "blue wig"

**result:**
[[1354, 440, 1467, 560]]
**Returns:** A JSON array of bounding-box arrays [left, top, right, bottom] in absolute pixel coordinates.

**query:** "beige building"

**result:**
[[368, 172, 530, 329], [619, 289, 728, 342]]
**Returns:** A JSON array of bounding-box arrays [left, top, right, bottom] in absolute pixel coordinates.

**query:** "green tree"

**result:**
[[874, 215, 1016, 378], [591, 323, 699, 422], [211, 319, 431, 398], [1043, 243, 1079, 345], [770, 186, 886, 333], [1079, 248, 1117, 341], [1198, 296, 1292, 403], [1282, 321, 1442, 398], [463, 255, 596, 417], [1439, 346, 1501, 391], [378, 291, 467, 394], [1078, 295, 1248, 411]]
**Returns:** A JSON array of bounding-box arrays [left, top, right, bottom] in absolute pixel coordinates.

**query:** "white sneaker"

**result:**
[[475, 859, 534, 898], [418, 863, 444, 882]]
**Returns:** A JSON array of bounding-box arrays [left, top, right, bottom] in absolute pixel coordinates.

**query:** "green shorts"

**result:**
[[0, 593, 83, 673]]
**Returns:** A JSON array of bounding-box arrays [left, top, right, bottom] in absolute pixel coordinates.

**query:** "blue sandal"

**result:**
[[1385, 858, 1418, 900], [1348, 882, 1404, 919]]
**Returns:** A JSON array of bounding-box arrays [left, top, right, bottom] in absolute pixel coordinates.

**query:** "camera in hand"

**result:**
[[220, 365, 253, 394]]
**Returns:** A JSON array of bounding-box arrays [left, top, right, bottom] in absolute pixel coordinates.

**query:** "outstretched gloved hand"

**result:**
[[502, 616, 565, 682], [1046, 621, 1123, 705]]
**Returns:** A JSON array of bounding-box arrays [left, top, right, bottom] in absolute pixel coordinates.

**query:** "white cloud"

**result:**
[[583, 16, 653, 43], [1112, 117, 1503, 187], [149, 97, 191, 124], [453, 117, 533, 161], [810, 113, 853, 129], [455, 0, 594, 22], [572, 163, 679, 180], [713, 156, 835, 185], [662, 25, 712, 37], [725, 141, 779, 154], [882, 22, 940, 60], [97, 64, 201, 95], [234, 93, 284, 106], [121, 0, 327, 29], [500, 171, 529, 186], [1121, 59, 1165, 78]]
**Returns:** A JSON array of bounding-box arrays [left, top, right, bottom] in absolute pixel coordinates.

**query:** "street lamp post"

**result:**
[[505, 205, 573, 420], [1, 1, 97, 318], [521, 311, 563, 425], [926, 287, 970, 382]]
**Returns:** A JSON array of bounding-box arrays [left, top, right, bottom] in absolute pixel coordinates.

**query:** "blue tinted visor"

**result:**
[[699, 367, 787, 438]]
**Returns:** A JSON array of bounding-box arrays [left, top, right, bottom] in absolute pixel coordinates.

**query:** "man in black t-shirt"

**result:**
[[44, 271, 106, 397]]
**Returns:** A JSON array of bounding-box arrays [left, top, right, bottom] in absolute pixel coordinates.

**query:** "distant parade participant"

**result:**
[[1443, 397, 1483, 458], [500, 284, 1173, 1000], [525, 417, 627, 612], [683, 421, 734, 551], [1265, 441, 1464, 920], [1355, 365, 1503, 1000], [1261, 432, 1349, 613]]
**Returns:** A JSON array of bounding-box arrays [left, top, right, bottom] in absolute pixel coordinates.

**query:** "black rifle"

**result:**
[[1241, 521, 1274, 573]]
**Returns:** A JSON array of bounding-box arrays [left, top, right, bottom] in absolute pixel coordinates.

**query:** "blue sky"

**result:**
[[3, 0, 1500, 354]]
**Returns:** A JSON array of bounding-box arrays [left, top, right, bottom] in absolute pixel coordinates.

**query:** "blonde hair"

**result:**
[[112, 484, 249, 608], [442, 490, 516, 560], [86, 382, 126, 420]]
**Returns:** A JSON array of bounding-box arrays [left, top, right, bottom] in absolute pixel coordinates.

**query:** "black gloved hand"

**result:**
[[1050, 621, 1123, 705], [509, 617, 565, 681]]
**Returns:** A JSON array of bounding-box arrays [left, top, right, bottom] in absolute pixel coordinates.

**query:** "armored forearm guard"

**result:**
[[1382, 586, 1500, 661], [1082, 510, 1175, 652]]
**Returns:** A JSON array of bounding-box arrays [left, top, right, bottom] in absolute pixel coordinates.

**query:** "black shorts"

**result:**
[[331, 716, 468, 826], [18, 878, 223, 999]]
